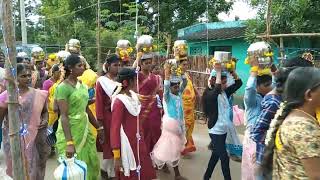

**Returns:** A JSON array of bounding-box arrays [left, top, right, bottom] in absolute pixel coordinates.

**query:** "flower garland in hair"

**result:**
[[302, 52, 314, 64], [265, 101, 287, 146]]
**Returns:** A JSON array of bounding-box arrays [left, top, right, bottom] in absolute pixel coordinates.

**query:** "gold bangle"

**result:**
[[251, 66, 259, 72], [113, 149, 121, 159], [97, 126, 104, 131], [66, 141, 74, 146]]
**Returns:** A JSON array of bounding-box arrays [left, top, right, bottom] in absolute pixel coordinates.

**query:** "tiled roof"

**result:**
[[180, 27, 246, 41], [177, 20, 246, 41]]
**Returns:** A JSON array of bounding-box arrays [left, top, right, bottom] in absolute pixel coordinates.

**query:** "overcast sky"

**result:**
[[218, 0, 257, 21]]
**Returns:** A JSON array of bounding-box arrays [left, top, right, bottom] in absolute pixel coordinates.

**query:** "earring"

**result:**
[[123, 80, 128, 87], [309, 98, 313, 101]]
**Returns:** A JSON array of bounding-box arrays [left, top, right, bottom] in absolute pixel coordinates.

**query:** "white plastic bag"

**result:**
[[226, 122, 243, 162], [54, 157, 87, 180], [0, 166, 12, 180]]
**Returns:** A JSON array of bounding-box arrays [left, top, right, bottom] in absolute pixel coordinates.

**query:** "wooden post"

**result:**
[[1, 0, 27, 179], [266, 0, 272, 39], [280, 37, 284, 65], [166, 33, 171, 58], [96, 0, 101, 68], [20, 0, 28, 45]]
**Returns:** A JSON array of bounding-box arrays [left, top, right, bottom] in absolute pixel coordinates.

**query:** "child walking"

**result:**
[[151, 62, 188, 180]]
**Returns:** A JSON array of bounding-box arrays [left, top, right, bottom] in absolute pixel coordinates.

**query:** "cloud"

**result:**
[[218, 0, 257, 21]]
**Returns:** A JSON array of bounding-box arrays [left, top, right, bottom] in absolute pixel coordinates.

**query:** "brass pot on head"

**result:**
[[210, 51, 236, 72], [173, 40, 188, 61], [136, 35, 154, 53], [116, 40, 133, 62], [67, 39, 81, 54], [31, 47, 45, 63], [247, 41, 273, 69]]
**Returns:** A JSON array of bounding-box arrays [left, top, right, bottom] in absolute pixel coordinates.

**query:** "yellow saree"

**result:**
[[182, 73, 196, 154], [48, 81, 61, 126], [78, 69, 98, 138]]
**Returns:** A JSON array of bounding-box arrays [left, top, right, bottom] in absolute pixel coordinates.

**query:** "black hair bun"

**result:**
[[117, 68, 136, 82]]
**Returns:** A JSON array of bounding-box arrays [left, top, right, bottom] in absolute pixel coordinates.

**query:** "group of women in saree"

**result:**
[[0, 47, 199, 180], [0, 54, 102, 180]]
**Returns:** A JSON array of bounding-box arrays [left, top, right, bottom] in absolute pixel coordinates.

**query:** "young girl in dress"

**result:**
[[151, 62, 187, 180]]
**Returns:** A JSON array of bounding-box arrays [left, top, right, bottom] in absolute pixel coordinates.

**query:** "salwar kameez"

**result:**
[[95, 76, 121, 178], [55, 82, 100, 180], [111, 91, 156, 180]]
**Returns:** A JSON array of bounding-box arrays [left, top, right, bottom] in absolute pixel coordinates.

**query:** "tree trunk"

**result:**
[[1, 0, 27, 179], [165, 33, 172, 58]]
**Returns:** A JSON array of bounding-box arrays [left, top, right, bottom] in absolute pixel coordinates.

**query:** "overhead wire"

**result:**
[[206, 0, 209, 59], [13, 0, 120, 21], [157, 0, 160, 61], [134, 1, 141, 180]]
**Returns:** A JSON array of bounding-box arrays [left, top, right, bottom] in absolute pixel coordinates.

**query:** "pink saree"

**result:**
[[0, 88, 49, 179]]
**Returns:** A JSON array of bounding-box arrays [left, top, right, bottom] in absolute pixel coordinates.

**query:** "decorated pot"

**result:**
[[116, 40, 133, 62], [57, 51, 71, 62], [247, 41, 273, 67], [136, 35, 154, 53], [31, 47, 45, 62], [67, 39, 81, 54], [173, 40, 188, 61], [209, 51, 236, 72]]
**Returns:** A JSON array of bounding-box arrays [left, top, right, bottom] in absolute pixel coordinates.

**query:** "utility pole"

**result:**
[[1, 0, 27, 179], [96, 0, 101, 67], [266, 0, 272, 39], [20, 0, 28, 45]]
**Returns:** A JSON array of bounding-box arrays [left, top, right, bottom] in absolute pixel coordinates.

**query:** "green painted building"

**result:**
[[178, 20, 320, 95], [178, 20, 250, 94]]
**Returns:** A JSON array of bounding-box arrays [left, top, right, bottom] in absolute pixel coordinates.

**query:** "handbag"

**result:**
[[46, 126, 56, 147], [54, 157, 87, 180]]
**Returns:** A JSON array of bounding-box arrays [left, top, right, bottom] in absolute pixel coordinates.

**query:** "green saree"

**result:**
[[55, 82, 100, 180]]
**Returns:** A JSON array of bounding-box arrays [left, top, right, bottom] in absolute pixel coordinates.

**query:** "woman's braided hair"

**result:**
[[260, 101, 302, 176], [260, 67, 320, 177]]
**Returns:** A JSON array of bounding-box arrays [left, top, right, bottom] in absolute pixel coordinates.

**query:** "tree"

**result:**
[[146, 0, 233, 54], [10, 0, 233, 67], [245, 0, 320, 43]]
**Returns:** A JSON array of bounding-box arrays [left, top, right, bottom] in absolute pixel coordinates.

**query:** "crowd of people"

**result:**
[[0, 37, 319, 180]]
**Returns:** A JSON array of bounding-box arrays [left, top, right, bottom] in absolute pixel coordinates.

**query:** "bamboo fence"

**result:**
[[155, 55, 212, 122]]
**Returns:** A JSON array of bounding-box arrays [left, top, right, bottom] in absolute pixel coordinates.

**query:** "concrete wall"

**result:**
[[187, 38, 250, 95]]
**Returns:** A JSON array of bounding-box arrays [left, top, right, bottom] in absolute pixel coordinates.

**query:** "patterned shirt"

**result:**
[[244, 76, 263, 129], [251, 94, 282, 164], [273, 113, 320, 179]]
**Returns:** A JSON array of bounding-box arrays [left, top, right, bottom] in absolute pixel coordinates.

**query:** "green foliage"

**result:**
[[147, 0, 233, 38], [4, 0, 232, 68], [246, 0, 320, 43]]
